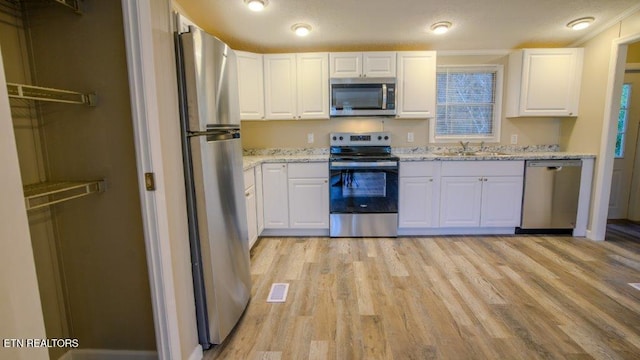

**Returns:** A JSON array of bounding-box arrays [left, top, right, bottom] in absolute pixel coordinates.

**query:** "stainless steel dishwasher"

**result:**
[[517, 159, 582, 234]]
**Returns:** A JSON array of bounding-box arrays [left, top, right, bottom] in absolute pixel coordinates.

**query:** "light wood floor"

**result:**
[[204, 235, 640, 360]]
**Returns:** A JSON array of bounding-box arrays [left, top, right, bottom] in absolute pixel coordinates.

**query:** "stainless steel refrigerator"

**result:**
[[175, 27, 251, 348]]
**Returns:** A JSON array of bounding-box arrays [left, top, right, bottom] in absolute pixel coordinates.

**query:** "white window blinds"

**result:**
[[434, 65, 502, 141]]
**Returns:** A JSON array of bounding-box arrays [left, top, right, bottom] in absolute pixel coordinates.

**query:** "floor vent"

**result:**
[[267, 283, 289, 303], [629, 283, 640, 291]]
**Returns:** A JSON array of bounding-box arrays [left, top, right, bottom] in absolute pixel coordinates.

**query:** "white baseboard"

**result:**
[[58, 349, 158, 360], [188, 344, 203, 360], [398, 227, 516, 236]]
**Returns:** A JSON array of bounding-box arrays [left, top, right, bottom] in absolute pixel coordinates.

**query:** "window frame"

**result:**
[[430, 64, 504, 143]]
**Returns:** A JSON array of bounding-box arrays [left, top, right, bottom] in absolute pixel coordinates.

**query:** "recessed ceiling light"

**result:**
[[245, 0, 268, 12], [567, 17, 595, 30], [292, 23, 312, 37], [431, 21, 452, 35]]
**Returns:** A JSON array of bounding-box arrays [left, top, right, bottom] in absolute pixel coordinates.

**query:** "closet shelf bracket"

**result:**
[[7, 83, 96, 106], [24, 180, 105, 211]]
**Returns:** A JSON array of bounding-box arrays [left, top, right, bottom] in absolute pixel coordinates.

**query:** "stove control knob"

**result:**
[[384, 136, 389, 140], [332, 136, 337, 141], [378, 136, 382, 140], [339, 136, 344, 140]]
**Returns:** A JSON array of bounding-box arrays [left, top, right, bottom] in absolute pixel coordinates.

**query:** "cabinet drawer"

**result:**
[[287, 162, 328, 178], [400, 161, 440, 177], [243, 168, 255, 190], [441, 161, 524, 177]]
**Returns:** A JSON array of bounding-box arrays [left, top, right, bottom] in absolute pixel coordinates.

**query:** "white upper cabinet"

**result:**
[[296, 53, 329, 119], [236, 51, 265, 120], [506, 48, 584, 117], [264, 53, 329, 120], [264, 54, 297, 120], [396, 51, 436, 118], [330, 52, 396, 78]]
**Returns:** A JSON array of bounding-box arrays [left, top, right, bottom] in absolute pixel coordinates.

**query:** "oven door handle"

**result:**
[[330, 161, 398, 169]]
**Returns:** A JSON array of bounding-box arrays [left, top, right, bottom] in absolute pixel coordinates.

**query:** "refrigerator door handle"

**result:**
[[206, 130, 240, 142]]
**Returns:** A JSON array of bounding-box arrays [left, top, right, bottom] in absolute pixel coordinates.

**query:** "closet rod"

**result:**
[[7, 82, 96, 106], [53, 0, 81, 13], [24, 180, 105, 211]]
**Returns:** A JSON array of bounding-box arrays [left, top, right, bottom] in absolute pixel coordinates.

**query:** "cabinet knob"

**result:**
[[429, 179, 433, 182], [245, 192, 250, 197], [479, 178, 483, 181], [324, 180, 328, 183], [483, 178, 488, 182]]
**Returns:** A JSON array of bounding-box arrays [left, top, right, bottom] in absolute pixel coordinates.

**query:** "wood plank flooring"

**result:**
[[204, 235, 640, 360]]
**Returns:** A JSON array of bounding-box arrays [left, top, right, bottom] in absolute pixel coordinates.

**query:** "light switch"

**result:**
[[307, 133, 314, 144], [407, 132, 414, 142], [510, 134, 518, 144]]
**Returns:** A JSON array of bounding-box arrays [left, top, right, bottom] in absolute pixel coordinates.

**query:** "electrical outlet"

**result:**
[[510, 134, 518, 145], [307, 133, 314, 144], [407, 132, 414, 142]]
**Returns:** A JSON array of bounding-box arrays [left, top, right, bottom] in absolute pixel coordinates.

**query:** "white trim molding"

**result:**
[[58, 349, 158, 360], [120, 0, 182, 359], [590, 32, 640, 241]]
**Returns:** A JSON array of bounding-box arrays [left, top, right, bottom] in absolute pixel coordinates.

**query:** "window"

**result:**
[[431, 65, 503, 142], [615, 83, 632, 158]]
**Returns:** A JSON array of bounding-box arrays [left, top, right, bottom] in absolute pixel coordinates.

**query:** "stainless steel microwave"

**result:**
[[330, 77, 396, 117]]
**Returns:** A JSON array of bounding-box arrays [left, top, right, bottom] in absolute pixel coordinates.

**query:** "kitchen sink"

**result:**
[[474, 151, 510, 156], [433, 151, 509, 157]]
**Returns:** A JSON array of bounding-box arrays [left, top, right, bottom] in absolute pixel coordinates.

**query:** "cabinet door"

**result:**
[[288, 178, 329, 228], [396, 51, 436, 118], [244, 184, 258, 248], [399, 177, 437, 228], [255, 165, 264, 234], [329, 52, 362, 78], [296, 53, 329, 119], [262, 163, 289, 228], [439, 177, 483, 227], [509, 48, 583, 117], [363, 52, 396, 77], [264, 54, 297, 119], [236, 51, 265, 120], [480, 176, 524, 227]]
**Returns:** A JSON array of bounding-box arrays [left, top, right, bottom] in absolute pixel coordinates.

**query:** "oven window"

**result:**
[[341, 171, 386, 197], [330, 167, 398, 213]]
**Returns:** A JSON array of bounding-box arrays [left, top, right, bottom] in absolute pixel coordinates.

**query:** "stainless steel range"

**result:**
[[329, 132, 399, 237]]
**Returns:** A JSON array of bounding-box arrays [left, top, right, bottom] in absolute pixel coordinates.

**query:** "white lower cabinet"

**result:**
[[480, 176, 524, 227], [439, 161, 524, 228], [255, 164, 264, 234], [262, 163, 289, 228], [288, 163, 329, 229], [244, 168, 258, 248], [261, 162, 329, 232], [399, 161, 440, 228]]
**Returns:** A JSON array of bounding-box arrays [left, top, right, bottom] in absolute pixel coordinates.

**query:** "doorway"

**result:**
[[608, 42, 640, 223]]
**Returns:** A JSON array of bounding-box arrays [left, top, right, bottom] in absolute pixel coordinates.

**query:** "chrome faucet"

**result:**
[[459, 141, 470, 153]]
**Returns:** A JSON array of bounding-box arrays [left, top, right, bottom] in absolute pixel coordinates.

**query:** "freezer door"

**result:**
[[180, 29, 240, 131], [189, 134, 251, 344]]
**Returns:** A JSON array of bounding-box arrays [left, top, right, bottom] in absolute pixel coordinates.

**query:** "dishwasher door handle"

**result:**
[[547, 166, 563, 171]]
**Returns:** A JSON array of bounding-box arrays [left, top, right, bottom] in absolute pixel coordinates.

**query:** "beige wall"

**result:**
[[562, 11, 640, 153], [0, 47, 48, 360], [627, 42, 640, 62]]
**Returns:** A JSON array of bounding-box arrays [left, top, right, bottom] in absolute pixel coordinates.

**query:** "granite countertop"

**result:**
[[396, 152, 596, 161], [242, 147, 596, 170]]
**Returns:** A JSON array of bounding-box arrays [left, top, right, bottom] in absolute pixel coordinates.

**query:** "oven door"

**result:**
[[329, 160, 398, 213]]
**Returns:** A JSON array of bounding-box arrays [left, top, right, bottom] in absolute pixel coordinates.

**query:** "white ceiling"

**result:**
[[175, 0, 640, 53]]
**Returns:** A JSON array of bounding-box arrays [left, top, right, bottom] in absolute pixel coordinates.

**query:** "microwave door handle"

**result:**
[[381, 84, 387, 110]]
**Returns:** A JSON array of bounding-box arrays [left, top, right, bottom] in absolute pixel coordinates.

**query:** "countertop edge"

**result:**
[[243, 152, 596, 170]]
